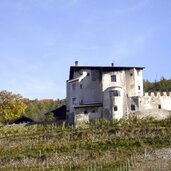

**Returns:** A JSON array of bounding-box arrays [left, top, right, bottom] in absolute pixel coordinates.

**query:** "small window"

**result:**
[[110, 90, 121, 97], [91, 71, 99, 81], [138, 86, 140, 90], [131, 105, 135, 111], [92, 110, 95, 113], [84, 110, 88, 114], [80, 99, 83, 104], [72, 83, 76, 90], [80, 84, 83, 89], [158, 104, 161, 109], [111, 75, 116, 82], [130, 73, 133, 76], [72, 98, 77, 105], [114, 106, 118, 111]]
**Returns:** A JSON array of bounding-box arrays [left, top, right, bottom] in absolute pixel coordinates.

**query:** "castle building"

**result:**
[[66, 62, 144, 125]]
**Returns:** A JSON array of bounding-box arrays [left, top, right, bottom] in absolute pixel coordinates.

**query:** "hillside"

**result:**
[[0, 117, 171, 170]]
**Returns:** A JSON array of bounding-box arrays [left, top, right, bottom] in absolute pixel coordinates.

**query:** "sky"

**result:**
[[0, 0, 171, 100]]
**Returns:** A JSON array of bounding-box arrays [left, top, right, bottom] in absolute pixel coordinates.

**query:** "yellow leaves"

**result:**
[[0, 91, 27, 124]]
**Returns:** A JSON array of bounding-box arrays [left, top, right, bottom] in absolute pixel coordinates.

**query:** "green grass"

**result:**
[[0, 117, 171, 170]]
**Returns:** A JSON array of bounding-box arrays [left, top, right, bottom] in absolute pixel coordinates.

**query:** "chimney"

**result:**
[[111, 63, 114, 67], [75, 61, 78, 66]]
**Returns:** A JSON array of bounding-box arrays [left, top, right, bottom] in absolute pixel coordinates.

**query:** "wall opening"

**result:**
[[131, 104, 135, 111], [111, 75, 116, 82], [114, 106, 118, 111], [91, 71, 99, 81], [158, 104, 161, 109], [84, 110, 88, 114], [72, 83, 76, 90], [72, 98, 77, 105], [80, 99, 83, 104]]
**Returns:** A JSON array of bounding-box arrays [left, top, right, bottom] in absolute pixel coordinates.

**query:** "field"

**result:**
[[0, 117, 171, 170]]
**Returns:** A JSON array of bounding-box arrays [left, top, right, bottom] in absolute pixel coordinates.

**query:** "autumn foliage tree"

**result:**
[[0, 91, 27, 124]]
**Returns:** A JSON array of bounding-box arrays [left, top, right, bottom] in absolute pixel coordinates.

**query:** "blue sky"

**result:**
[[0, 0, 171, 99]]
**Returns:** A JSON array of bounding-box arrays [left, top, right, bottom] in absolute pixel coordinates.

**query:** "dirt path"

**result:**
[[133, 148, 171, 171]]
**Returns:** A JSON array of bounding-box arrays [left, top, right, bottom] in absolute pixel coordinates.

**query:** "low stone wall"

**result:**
[[134, 109, 171, 120]]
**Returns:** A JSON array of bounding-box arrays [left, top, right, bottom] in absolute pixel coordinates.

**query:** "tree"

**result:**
[[23, 98, 66, 121], [143, 77, 171, 92], [0, 91, 27, 124]]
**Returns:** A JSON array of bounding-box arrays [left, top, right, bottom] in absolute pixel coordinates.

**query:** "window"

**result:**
[[80, 84, 83, 89], [72, 98, 77, 105], [110, 90, 121, 97], [158, 104, 161, 109], [130, 73, 133, 76], [80, 99, 83, 104], [84, 110, 88, 114], [114, 106, 118, 111], [91, 71, 99, 81], [131, 105, 135, 111], [92, 110, 95, 113], [72, 83, 76, 90], [138, 86, 140, 90], [111, 75, 116, 82]]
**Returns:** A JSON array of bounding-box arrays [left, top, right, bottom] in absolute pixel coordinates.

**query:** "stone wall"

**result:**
[[139, 92, 171, 111], [75, 107, 102, 126]]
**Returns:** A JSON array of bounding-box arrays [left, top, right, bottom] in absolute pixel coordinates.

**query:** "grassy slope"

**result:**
[[0, 117, 171, 170]]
